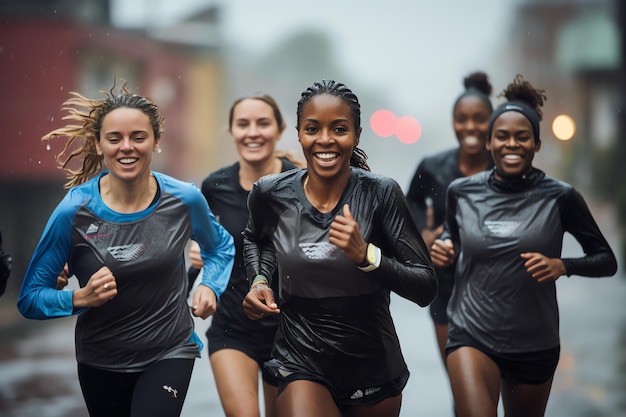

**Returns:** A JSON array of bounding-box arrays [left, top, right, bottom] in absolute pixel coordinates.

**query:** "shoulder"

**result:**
[[154, 171, 203, 204], [448, 170, 489, 193], [255, 168, 302, 193], [204, 162, 239, 183], [201, 162, 239, 192], [352, 169, 402, 199]]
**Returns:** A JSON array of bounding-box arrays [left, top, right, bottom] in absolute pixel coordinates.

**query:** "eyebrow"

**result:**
[[103, 130, 150, 136]]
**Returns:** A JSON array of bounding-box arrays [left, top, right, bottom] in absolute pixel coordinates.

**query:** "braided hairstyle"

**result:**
[[296, 79, 369, 171], [42, 80, 164, 189]]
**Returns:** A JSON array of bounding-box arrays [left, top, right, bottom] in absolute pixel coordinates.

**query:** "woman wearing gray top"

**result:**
[[431, 75, 617, 417]]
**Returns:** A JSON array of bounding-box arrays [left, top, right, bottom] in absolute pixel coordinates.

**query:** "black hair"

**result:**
[[296, 79, 369, 171], [453, 71, 493, 113], [487, 74, 547, 144]]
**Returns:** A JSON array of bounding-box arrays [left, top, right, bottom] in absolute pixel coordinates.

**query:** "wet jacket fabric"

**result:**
[[199, 159, 297, 346], [444, 168, 617, 353], [242, 167, 437, 391], [18, 171, 235, 371], [406, 147, 494, 322]]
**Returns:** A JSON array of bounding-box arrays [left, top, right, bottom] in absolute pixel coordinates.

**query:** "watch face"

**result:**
[[366, 243, 378, 265]]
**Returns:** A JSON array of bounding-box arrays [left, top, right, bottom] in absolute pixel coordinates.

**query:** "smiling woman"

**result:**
[[430, 75, 617, 417], [17, 82, 235, 417], [241, 79, 437, 417]]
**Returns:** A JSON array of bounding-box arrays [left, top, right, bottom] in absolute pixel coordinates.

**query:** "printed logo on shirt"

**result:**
[[108, 243, 146, 262], [299, 242, 336, 259], [484, 220, 522, 236], [86, 223, 99, 234], [162, 385, 178, 398]]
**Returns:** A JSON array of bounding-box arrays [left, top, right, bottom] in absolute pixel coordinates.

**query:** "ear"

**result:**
[[354, 127, 362, 148], [95, 139, 103, 156], [153, 135, 161, 153], [535, 139, 542, 152], [486, 139, 492, 152]]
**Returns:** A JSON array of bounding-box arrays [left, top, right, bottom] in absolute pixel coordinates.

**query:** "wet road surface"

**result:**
[[1, 232, 624, 416]]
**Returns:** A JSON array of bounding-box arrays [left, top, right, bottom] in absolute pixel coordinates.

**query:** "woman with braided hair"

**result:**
[[242, 79, 437, 416], [431, 75, 617, 417], [17, 82, 234, 417]]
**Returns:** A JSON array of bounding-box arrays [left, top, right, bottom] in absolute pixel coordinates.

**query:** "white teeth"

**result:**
[[503, 155, 522, 160], [246, 143, 262, 148], [464, 136, 479, 146], [314, 153, 337, 160], [119, 158, 137, 164]]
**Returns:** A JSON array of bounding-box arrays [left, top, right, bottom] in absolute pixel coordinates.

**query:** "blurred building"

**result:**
[[0, 0, 227, 297], [509, 0, 622, 190]]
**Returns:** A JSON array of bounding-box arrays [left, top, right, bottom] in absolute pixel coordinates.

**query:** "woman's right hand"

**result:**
[[430, 238, 455, 267], [72, 266, 117, 308], [243, 284, 280, 320]]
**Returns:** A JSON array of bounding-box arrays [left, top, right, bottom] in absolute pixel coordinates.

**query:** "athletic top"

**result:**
[[444, 168, 617, 353], [405, 148, 494, 306], [242, 168, 437, 390], [18, 171, 235, 371], [200, 159, 297, 336]]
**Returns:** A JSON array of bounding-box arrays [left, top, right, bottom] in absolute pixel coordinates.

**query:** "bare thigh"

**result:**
[[210, 349, 263, 417], [446, 346, 501, 417], [501, 378, 553, 417], [276, 380, 342, 417]]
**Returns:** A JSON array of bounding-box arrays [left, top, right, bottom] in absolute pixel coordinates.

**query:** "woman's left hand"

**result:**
[[520, 252, 566, 283], [191, 285, 217, 319], [329, 204, 368, 264]]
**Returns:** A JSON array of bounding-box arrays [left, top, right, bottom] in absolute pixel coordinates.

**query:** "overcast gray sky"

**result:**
[[111, 0, 520, 186]]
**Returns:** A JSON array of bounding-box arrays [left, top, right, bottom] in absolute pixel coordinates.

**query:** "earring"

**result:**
[[157, 148, 162, 154]]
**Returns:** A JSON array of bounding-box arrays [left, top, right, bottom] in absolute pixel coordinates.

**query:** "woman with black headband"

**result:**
[[406, 71, 494, 384], [430, 75, 617, 417]]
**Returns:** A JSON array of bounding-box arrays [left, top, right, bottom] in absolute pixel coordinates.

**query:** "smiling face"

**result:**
[[453, 95, 491, 156], [230, 98, 284, 165], [298, 93, 361, 182], [487, 111, 540, 179], [95, 107, 158, 184]]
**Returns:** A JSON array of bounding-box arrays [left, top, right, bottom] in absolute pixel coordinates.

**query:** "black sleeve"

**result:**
[[560, 188, 618, 277], [405, 162, 429, 232], [242, 184, 277, 287], [187, 267, 201, 292], [373, 181, 438, 307]]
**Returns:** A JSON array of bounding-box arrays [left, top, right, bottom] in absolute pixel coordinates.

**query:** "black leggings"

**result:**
[[78, 358, 194, 417]]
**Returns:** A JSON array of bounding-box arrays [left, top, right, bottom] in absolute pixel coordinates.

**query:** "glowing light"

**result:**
[[370, 109, 397, 138], [552, 114, 576, 141], [395, 116, 422, 144]]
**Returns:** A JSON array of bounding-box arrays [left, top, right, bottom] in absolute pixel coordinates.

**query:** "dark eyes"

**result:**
[[302, 125, 348, 134]]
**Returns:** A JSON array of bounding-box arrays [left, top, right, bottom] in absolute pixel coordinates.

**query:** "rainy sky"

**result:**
[[111, 0, 521, 186]]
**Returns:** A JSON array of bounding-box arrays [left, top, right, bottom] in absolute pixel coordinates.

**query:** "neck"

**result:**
[[100, 173, 156, 213], [239, 157, 281, 191], [303, 169, 350, 213], [458, 151, 491, 176]]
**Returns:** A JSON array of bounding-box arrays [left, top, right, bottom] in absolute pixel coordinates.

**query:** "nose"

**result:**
[[248, 123, 260, 137], [318, 128, 333, 144], [121, 137, 133, 151], [504, 136, 519, 147]]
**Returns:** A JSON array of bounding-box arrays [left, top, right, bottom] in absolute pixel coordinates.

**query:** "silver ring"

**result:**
[[103, 283, 109, 291]]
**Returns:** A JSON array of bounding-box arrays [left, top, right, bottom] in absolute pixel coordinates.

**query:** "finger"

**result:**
[[343, 204, 353, 220]]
